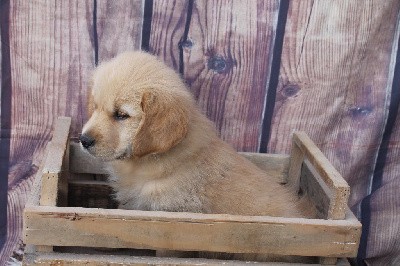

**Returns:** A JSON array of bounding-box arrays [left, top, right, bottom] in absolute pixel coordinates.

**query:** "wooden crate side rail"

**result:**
[[40, 117, 71, 206], [26, 142, 51, 208], [24, 205, 361, 257], [300, 160, 333, 219], [23, 251, 351, 265], [240, 153, 290, 183], [70, 142, 291, 177], [288, 132, 350, 220]]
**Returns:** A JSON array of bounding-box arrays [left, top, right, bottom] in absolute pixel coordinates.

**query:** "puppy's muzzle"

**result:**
[[80, 134, 95, 149]]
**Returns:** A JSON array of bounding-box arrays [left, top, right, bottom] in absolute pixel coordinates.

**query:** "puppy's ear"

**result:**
[[133, 90, 189, 157]]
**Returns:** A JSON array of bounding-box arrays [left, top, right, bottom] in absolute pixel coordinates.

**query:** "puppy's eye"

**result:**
[[114, 111, 130, 120]]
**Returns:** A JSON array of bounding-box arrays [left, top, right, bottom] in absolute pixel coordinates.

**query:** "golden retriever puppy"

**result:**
[[80, 51, 308, 218]]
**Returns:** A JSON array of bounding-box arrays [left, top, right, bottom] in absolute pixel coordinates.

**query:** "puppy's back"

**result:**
[[200, 140, 308, 217]]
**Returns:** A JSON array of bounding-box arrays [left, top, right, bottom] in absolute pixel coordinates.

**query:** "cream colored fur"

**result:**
[[82, 51, 310, 218]]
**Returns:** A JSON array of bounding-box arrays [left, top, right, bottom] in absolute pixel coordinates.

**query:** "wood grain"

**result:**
[[4, 0, 145, 262], [149, 0, 280, 151], [23, 251, 325, 266], [40, 117, 71, 207], [239, 153, 289, 183], [287, 134, 305, 189], [70, 140, 290, 179], [292, 132, 350, 220], [184, 0, 280, 152], [365, 103, 400, 265], [2, 1, 96, 263], [8, 0, 95, 183], [265, 0, 400, 211], [148, 0, 188, 70], [24, 205, 360, 257], [300, 161, 332, 219], [23, 251, 351, 265], [96, 0, 144, 63], [0, 1, 398, 263]]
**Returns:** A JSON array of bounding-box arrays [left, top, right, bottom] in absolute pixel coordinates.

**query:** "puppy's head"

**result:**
[[81, 51, 191, 160]]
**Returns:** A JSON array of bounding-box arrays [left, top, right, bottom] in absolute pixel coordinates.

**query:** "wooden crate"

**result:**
[[22, 117, 361, 265]]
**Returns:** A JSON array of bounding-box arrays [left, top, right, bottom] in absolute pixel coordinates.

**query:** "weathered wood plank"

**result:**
[[265, 0, 400, 211], [292, 132, 349, 220], [300, 160, 332, 219], [24, 251, 348, 266], [293, 132, 349, 191], [239, 153, 289, 183], [26, 143, 50, 208], [364, 97, 400, 264], [148, 0, 188, 70], [2, 1, 96, 263], [0, 2, 7, 259], [40, 117, 71, 207], [22, 251, 352, 265], [24, 206, 361, 257], [96, 0, 144, 62], [287, 135, 305, 189], [149, 0, 280, 151], [70, 141, 290, 179], [184, 0, 280, 152], [287, 131, 350, 221]]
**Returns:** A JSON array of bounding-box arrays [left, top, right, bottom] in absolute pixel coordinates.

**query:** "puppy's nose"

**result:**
[[79, 134, 95, 149]]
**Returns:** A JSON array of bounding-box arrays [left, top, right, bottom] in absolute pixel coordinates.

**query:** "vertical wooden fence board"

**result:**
[[96, 0, 144, 63], [183, 0, 280, 151], [364, 18, 400, 264], [7, 0, 95, 188], [148, 0, 188, 70], [365, 105, 400, 265], [1, 0, 95, 263], [150, 0, 280, 152], [264, 0, 400, 209]]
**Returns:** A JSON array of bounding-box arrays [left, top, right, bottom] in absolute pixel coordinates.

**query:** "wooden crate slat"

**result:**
[[240, 153, 290, 183], [24, 142, 53, 253], [40, 117, 71, 207], [293, 132, 350, 220], [293, 132, 349, 190], [26, 143, 50, 208], [70, 141, 290, 179], [24, 251, 354, 266], [24, 205, 361, 257], [300, 160, 332, 219]]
